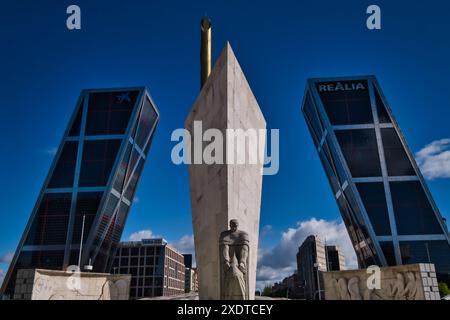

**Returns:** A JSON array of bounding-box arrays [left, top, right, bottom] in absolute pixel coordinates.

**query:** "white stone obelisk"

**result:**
[[185, 43, 266, 300]]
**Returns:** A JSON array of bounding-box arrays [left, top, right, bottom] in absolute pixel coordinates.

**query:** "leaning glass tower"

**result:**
[[1, 87, 159, 297], [301, 76, 450, 281]]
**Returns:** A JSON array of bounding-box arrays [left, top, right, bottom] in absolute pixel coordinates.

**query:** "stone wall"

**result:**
[[323, 263, 440, 300], [13, 269, 131, 300]]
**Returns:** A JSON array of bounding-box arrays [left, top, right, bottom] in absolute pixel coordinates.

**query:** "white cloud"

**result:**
[[416, 138, 450, 180], [260, 225, 273, 238], [170, 234, 196, 267], [256, 218, 357, 290], [171, 235, 195, 255], [133, 196, 140, 204], [128, 230, 155, 241], [0, 252, 13, 264]]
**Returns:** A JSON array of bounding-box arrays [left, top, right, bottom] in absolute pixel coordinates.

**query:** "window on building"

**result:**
[[379, 241, 397, 266], [390, 181, 443, 235], [316, 80, 373, 125], [47, 142, 78, 188], [25, 193, 72, 245], [381, 128, 415, 176], [134, 98, 158, 150], [71, 192, 102, 244], [79, 140, 121, 187], [356, 183, 391, 236], [304, 92, 324, 145], [335, 129, 382, 177], [400, 241, 450, 274], [68, 98, 84, 137], [85, 91, 139, 136]]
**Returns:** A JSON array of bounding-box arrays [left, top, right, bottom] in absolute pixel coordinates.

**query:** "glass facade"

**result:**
[[1, 88, 159, 297], [302, 76, 450, 278]]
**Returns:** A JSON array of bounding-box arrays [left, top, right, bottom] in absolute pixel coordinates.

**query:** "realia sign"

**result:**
[[318, 82, 366, 92]]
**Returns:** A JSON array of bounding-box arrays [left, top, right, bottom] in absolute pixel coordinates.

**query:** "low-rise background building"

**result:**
[[112, 238, 185, 299]]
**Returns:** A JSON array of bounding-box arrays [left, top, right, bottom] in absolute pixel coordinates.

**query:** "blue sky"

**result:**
[[1, 1, 450, 287]]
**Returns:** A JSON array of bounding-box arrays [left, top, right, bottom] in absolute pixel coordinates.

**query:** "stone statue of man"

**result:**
[[219, 219, 249, 300]]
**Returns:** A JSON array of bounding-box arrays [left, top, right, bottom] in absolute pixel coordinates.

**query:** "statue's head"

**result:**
[[230, 219, 239, 232]]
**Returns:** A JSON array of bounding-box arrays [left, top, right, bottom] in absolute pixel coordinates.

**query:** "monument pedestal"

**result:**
[[185, 43, 266, 300]]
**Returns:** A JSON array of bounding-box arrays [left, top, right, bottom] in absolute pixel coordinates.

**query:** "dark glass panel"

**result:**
[[79, 140, 121, 187], [319, 147, 340, 194], [125, 149, 140, 184], [379, 241, 397, 266], [154, 277, 163, 286], [121, 247, 129, 256], [25, 193, 72, 245], [335, 129, 382, 177], [124, 158, 144, 201], [325, 138, 348, 185], [130, 267, 138, 276], [112, 142, 132, 193], [71, 192, 103, 244], [16, 250, 65, 270], [400, 241, 450, 275], [153, 287, 162, 296], [144, 124, 157, 156], [374, 86, 391, 123], [119, 267, 128, 274], [304, 93, 324, 145], [381, 128, 415, 176], [68, 249, 81, 266], [110, 221, 123, 246], [93, 194, 120, 252], [68, 98, 84, 136], [31, 251, 65, 269], [85, 91, 139, 136], [356, 183, 392, 236], [146, 247, 155, 256], [144, 273, 153, 287], [47, 142, 78, 188], [144, 287, 152, 296], [131, 247, 139, 256], [135, 98, 158, 150], [102, 193, 120, 219], [116, 201, 130, 230], [390, 181, 443, 235], [340, 189, 379, 267], [316, 80, 373, 125]]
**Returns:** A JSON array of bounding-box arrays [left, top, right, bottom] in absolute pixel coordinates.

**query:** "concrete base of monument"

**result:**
[[323, 263, 441, 300], [141, 293, 282, 300], [12, 268, 131, 300]]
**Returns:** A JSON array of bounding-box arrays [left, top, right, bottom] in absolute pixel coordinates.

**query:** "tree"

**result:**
[[262, 285, 272, 297], [438, 282, 450, 297]]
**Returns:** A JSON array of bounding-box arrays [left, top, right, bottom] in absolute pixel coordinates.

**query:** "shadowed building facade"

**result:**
[[1, 87, 159, 297], [301, 76, 450, 282], [296, 235, 327, 300]]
